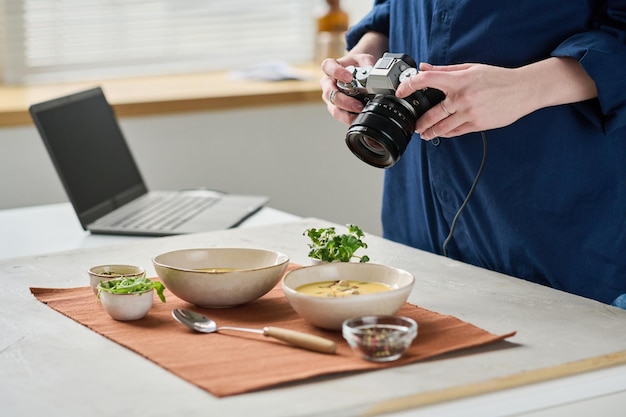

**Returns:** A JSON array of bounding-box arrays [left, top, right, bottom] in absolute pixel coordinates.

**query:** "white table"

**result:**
[[0, 202, 302, 259], [1, 204, 625, 417]]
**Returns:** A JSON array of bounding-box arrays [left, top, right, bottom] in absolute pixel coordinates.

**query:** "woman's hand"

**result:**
[[320, 31, 388, 125], [320, 54, 376, 125], [397, 58, 597, 140]]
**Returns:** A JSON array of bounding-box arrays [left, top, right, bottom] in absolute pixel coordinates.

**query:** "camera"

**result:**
[[337, 53, 445, 168]]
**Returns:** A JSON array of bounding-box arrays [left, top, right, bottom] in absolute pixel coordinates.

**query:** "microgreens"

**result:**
[[97, 276, 167, 302], [304, 224, 370, 263]]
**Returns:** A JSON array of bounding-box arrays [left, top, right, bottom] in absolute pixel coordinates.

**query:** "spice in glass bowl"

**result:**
[[342, 315, 418, 362]]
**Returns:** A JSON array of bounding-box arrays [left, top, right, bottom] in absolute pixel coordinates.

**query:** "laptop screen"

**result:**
[[30, 87, 147, 227]]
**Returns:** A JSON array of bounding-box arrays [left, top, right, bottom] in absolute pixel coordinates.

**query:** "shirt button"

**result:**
[[431, 137, 441, 146]]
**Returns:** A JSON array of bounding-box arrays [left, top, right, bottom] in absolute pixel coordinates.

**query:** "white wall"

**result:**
[[0, 2, 381, 233], [0, 102, 384, 236]]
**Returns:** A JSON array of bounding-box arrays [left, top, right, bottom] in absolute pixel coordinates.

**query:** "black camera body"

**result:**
[[337, 52, 445, 168]]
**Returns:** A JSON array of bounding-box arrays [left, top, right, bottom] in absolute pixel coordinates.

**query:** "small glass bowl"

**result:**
[[342, 315, 418, 362]]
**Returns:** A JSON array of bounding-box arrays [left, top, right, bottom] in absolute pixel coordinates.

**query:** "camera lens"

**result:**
[[361, 137, 387, 154], [345, 95, 417, 168]]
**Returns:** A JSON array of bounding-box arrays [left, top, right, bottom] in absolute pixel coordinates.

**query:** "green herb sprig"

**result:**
[[97, 276, 167, 303], [304, 224, 370, 263]]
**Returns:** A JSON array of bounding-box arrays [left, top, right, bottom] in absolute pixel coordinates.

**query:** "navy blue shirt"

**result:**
[[346, 0, 626, 304]]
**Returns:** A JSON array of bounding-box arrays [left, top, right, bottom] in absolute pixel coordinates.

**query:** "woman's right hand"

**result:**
[[320, 31, 388, 125], [320, 53, 377, 125]]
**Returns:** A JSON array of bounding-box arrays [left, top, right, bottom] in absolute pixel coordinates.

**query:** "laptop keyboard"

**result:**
[[102, 194, 219, 231]]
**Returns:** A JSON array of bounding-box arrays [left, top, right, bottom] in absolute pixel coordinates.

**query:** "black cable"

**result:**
[[442, 131, 488, 258]]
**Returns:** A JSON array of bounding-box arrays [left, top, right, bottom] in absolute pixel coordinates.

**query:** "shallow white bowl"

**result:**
[[152, 248, 290, 308], [281, 262, 415, 330], [98, 289, 154, 321], [88, 264, 145, 295]]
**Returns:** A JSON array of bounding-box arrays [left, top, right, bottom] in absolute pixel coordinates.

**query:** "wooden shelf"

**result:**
[[0, 65, 323, 127]]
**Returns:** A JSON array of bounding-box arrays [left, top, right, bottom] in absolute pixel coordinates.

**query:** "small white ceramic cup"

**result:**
[[98, 289, 154, 321]]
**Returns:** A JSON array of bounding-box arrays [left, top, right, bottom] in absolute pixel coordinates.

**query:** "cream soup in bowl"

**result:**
[[282, 262, 414, 330], [296, 279, 391, 297]]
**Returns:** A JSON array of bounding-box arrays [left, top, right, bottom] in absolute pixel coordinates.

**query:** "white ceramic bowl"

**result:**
[[98, 288, 154, 321], [152, 248, 290, 308], [281, 262, 415, 330], [88, 264, 145, 295]]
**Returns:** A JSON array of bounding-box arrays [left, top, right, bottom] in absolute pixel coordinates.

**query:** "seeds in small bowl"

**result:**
[[342, 315, 418, 362]]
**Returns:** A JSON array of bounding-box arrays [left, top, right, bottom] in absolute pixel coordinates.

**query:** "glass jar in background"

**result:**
[[314, 0, 349, 63]]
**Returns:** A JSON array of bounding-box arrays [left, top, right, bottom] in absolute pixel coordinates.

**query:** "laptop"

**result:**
[[29, 87, 269, 237]]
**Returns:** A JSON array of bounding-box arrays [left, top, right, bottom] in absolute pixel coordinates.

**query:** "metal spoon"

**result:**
[[171, 308, 336, 354]]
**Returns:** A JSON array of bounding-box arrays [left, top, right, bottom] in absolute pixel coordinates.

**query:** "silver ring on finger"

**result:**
[[329, 90, 337, 105], [431, 126, 439, 138], [440, 101, 453, 116]]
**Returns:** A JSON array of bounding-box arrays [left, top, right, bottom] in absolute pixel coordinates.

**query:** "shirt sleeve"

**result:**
[[551, 1, 626, 135], [345, 0, 390, 50]]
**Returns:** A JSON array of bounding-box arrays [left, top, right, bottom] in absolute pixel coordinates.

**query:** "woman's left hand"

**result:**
[[396, 62, 535, 140], [397, 58, 597, 140]]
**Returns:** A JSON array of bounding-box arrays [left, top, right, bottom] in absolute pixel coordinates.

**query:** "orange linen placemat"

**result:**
[[30, 268, 516, 397]]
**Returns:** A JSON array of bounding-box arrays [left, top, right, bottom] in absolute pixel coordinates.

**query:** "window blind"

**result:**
[[0, 0, 316, 84]]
